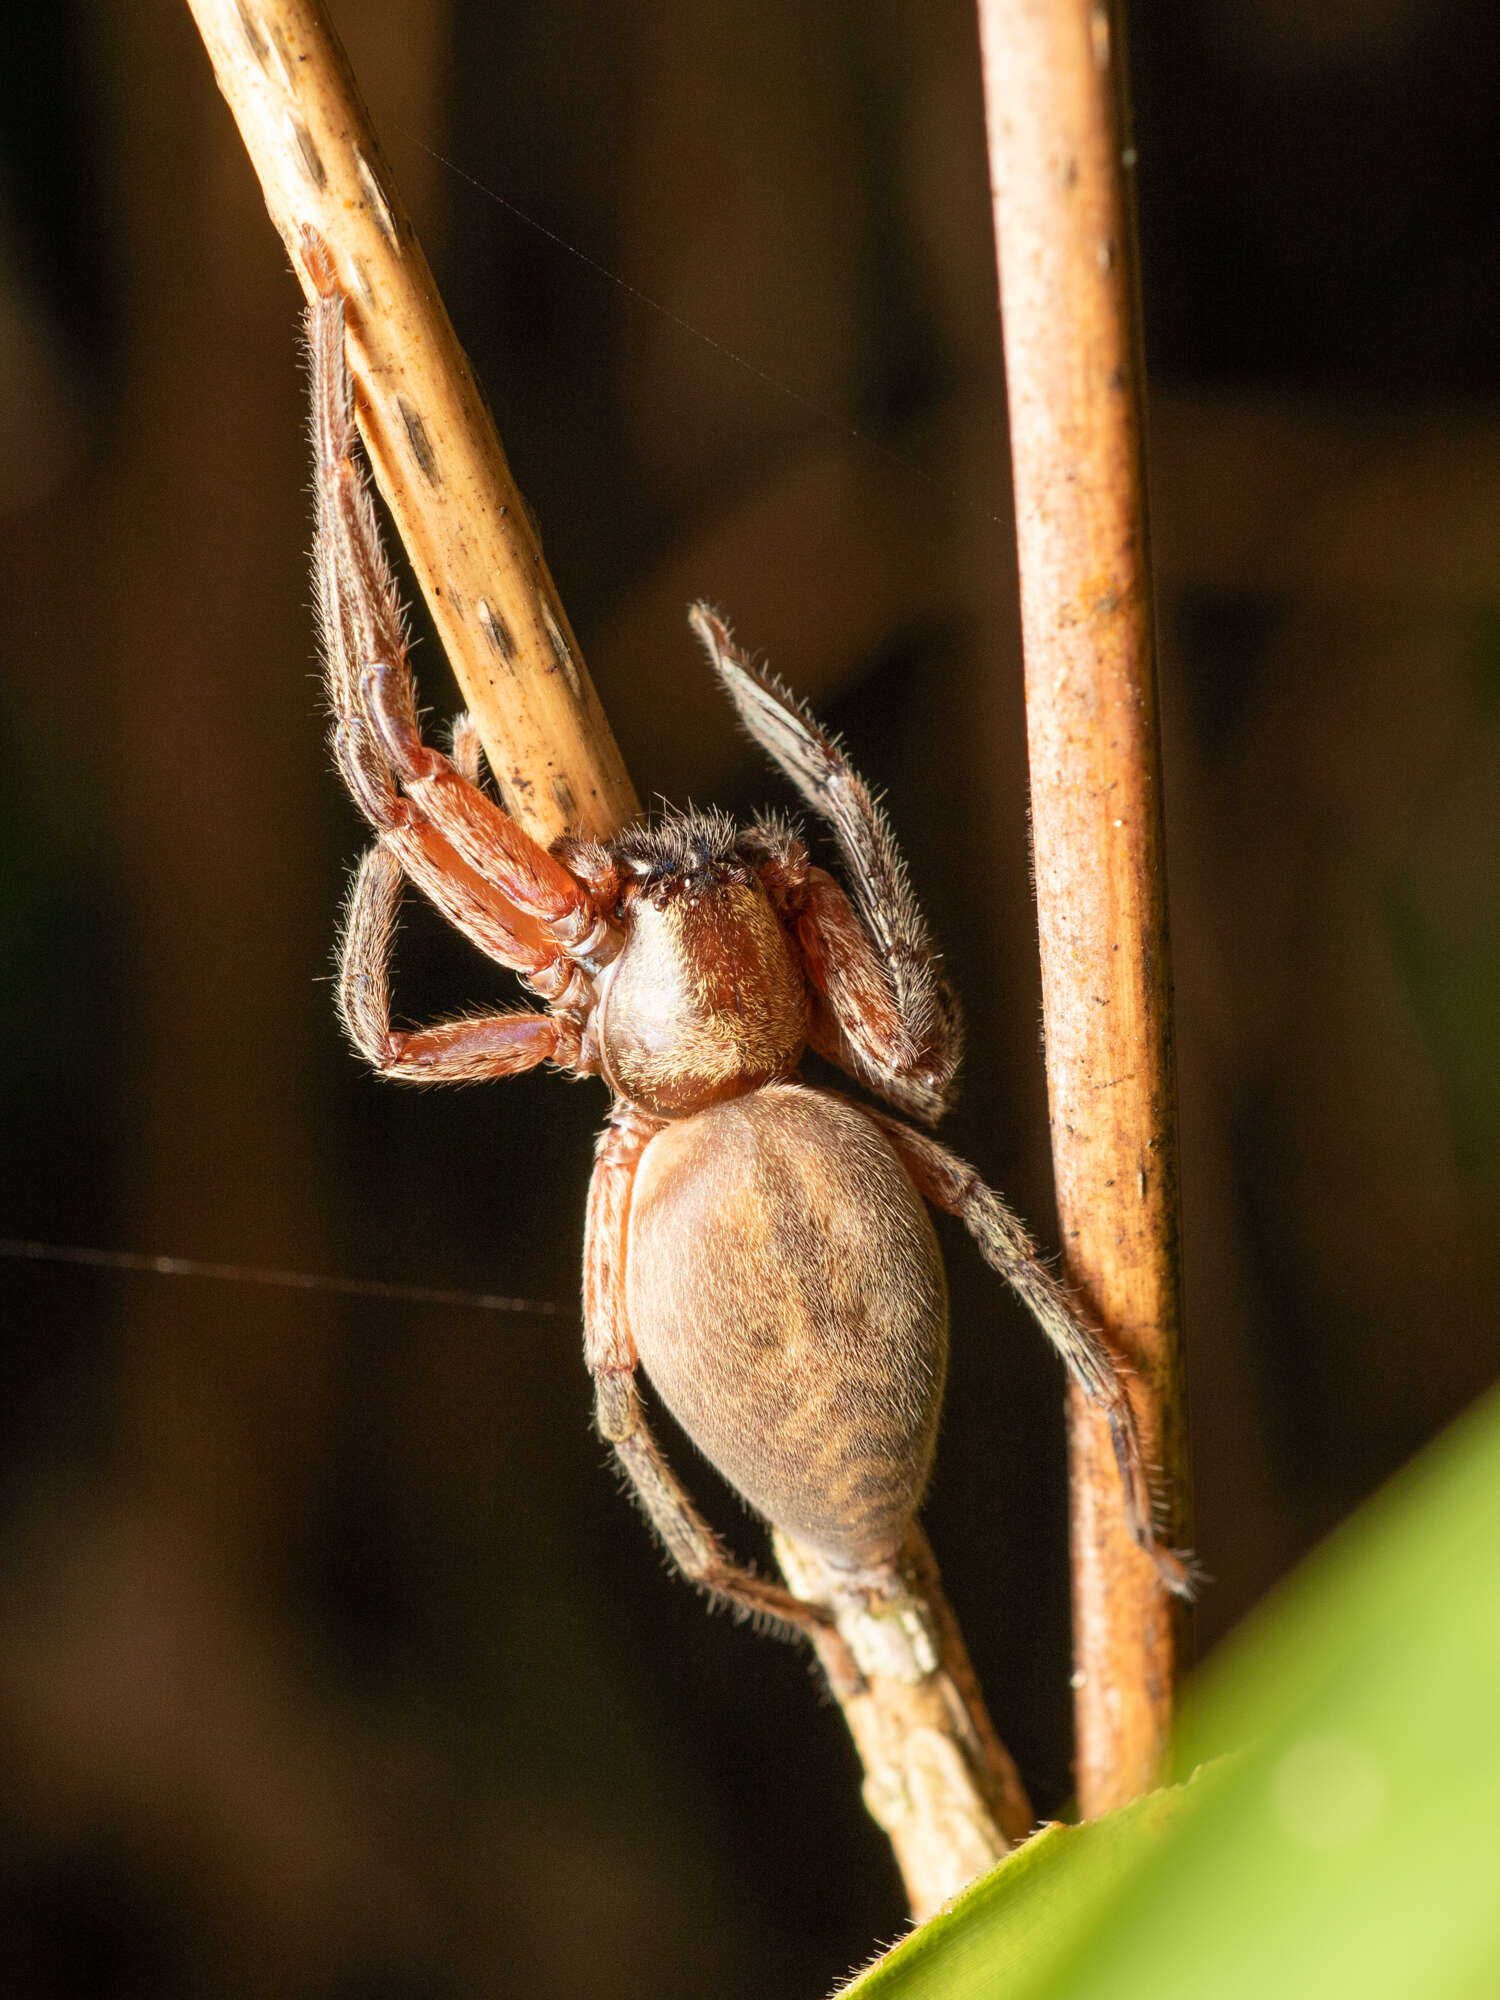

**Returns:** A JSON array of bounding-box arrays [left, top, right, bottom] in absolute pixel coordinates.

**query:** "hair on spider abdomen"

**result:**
[[625, 1084, 950, 1568]]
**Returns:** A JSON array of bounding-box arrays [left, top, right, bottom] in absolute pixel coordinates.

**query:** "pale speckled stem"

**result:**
[[777, 1527, 1033, 1921], [183, 0, 639, 843], [184, 0, 1031, 1920]]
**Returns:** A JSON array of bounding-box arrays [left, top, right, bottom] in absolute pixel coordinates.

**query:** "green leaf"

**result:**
[[837, 1775, 1213, 1997], [839, 1382, 1500, 1998]]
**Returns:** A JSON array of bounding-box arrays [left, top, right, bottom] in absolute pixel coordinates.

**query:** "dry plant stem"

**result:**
[[777, 1528, 1032, 1923], [977, 0, 1191, 1814], [188, 0, 1024, 1914], [183, 0, 638, 844]]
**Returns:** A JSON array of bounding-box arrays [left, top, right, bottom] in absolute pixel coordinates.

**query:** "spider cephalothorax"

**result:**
[[309, 269, 1192, 1634], [586, 810, 814, 1118]]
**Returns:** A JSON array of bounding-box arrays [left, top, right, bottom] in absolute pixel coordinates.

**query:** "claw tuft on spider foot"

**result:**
[[1149, 1541, 1206, 1601], [359, 664, 435, 774], [299, 224, 341, 301]]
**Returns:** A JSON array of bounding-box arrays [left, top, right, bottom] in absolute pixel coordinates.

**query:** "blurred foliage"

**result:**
[[845, 1383, 1500, 1996]]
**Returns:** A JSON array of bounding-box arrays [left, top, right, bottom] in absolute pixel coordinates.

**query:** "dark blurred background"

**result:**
[[1, 2, 1496, 1994]]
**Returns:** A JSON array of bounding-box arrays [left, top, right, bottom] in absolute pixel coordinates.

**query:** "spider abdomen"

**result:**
[[625, 1084, 948, 1567]]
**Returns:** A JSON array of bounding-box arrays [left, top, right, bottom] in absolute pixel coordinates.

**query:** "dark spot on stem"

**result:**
[[478, 599, 516, 666], [287, 116, 328, 192], [235, 2, 269, 66], [396, 397, 438, 484]]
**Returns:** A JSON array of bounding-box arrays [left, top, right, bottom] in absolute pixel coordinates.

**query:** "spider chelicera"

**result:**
[[307, 272, 1192, 1649]]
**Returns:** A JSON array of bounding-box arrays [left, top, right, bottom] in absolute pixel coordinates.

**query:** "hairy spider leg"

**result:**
[[307, 275, 610, 997], [309, 280, 549, 974], [690, 605, 961, 1123], [339, 737, 555, 976], [794, 869, 953, 1125], [358, 663, 613, 965], [583, 1115, 853, 1657], [338, 844, 580, 1083], [733, 814, 950, 1121], [867, 1110, 1196, 1600]]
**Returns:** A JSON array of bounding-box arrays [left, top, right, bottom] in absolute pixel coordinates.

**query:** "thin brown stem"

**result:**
[[183, 0, 638, 844], [976, 0, 1191, 1815], [186, 0, 1026, 1916]]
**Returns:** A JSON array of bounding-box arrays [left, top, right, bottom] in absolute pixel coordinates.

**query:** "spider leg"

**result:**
[[583, 1123, 846, 1646], [690, 604, 960, 1122], [867, 1109, 1197, 1600], [797, 869, 957, 1125], [306, 277, 612, 985], [359, 662, 613, 963], [339, 844, 579, 1082], [342, 735, 557, 974]]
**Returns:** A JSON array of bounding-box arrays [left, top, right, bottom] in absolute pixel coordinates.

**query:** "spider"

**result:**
[[307, 272, 1193, 1651]]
